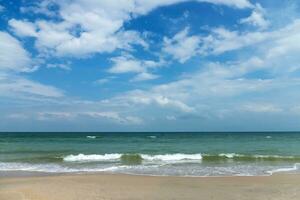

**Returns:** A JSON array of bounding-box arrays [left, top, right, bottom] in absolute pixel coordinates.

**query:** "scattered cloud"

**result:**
[[9, 0, 253, 58], [163, 27, 200, 63], [47, 63, 71, 70], [108, 55, 146, 74], [9, 19, 38, 37], [240, 3, 269, 29], [241, 103, 283, 113], [131, 72, 159, 82], [108, 54, 163, 81], [0, 75, 64, 98], [94, 78, 112, 85], [0, 4, 5, 12], [0, 31, 64, 99], [0, 31, 34, 72], [34, 111, 143, 125], [3, 0, 300, 131]]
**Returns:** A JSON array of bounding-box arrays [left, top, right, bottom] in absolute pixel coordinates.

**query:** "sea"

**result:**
[[1, 132, 300, 177]]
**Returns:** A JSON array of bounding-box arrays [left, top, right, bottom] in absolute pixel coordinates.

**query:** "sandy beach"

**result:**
[[0, 173, 299, 200]]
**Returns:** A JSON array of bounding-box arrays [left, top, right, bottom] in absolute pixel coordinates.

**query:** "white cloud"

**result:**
[[131, 72, 159, 82], [47, 63, 71, 70], [134, 0, 253, 14], [200, 0, 252, 9], [9, 19, 38, 37], [37, 112, 75, 121], [0, 75, 64, 98], [163, 27, 200, 63], [241, 103, 282, 113], [199, 27, 269, 55], [117, 90, 195, 113], [94, 78, 110, 85], [0, 4, 5, 12], [6, 113, 28, 120], [162, 18, 270, 63], [108, 55, 145, 74], [20, 0, 58, 17], [9, 0, 253, 58], [0, 31, 64, 99], [36, 111, 142, 125], [108, 54, 162, 81], [240, 3, 269, 29], [166, 115, 176, 120], [0, 31, 34, 72], [105, 18, 300, 116], [84, 112, 143, 124]]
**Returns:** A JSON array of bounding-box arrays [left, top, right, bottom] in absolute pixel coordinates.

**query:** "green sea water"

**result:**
[[1, 132, 300, 176]]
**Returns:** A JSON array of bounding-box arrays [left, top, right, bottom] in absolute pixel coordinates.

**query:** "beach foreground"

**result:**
[[0, 173, 299, 200]]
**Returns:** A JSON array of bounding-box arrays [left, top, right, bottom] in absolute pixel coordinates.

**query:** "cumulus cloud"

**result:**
[[0, 32, 34, 72], [9, 0, 253, 58], [9, 19, 38, 37], [0, 4, 5, 12], [241, 103, 282, 113], [36, 111, 143, 125], [47, 63, 71, 70], [108, 54, 163, 81], [115, 89, 195, 113], [101, 17, 300, 119], [240, 3, 269, 29], [0, 31, 64, 99], [108, 56, 146, 74], [7, 0, 300, 131], [0, 75, 64, 98], [131, 72, 159, 82], [163, 27, 200, 63]]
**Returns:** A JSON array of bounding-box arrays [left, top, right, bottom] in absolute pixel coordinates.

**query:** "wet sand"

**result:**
[[0, 173, 299, 200]]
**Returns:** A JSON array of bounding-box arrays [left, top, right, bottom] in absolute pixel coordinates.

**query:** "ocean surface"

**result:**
[[1, 132, 300, 177]]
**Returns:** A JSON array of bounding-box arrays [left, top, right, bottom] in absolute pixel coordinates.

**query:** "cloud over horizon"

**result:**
[[1, 0, 300, 131]]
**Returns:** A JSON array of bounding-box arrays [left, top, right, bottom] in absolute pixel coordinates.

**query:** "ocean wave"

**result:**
[[63, 153, 203, 163], [141, 154, 203, 161], [202, 154, 299, 162], [63, 153, 300, 163], [86, 136, 96, 139], [267, 163, 300, 174], [63, 154, 122, 162], [1, 161, 300, 176], [0, 162, 127, 173]]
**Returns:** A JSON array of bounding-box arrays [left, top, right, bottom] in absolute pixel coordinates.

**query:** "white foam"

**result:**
[[217, 153, 296, 159], [86, 136, 96, 139], [63, 153, 203, 162], [267, 163, 300, 174], [63, 154, 122, 162], [0, 162, 73, 173], [141, 154, 202, 161], [0, 162, 127, 173], [219, 153, 240, 158]]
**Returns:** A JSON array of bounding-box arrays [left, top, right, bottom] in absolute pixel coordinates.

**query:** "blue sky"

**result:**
[[1, 0, 300, 131]]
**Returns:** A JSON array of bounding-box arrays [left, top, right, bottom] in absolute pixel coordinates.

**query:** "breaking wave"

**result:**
[[63, 153, 203, 163], [63, 153, 300, 163]]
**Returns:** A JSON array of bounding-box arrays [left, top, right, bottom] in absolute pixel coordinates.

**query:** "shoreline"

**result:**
[[0, 168, 296, 177], [1, 172, 300, 200], [0, 169, 289, 178]]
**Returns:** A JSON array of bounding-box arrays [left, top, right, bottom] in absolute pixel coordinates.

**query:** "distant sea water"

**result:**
[[1, 132, 300, 177]]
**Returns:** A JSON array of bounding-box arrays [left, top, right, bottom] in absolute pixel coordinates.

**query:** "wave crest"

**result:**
[[63, 153, 203, 162], [63, 153, 300, 163], [63, 154, 121, 162]]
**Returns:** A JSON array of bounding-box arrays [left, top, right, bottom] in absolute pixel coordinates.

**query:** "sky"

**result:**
[[1, 0, 300, 132]]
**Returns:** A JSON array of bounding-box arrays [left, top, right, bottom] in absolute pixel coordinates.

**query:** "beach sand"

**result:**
[[0, 173, 299, 200]]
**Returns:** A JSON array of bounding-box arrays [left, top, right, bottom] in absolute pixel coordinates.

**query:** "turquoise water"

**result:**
[[1, 132, 300, 176]]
